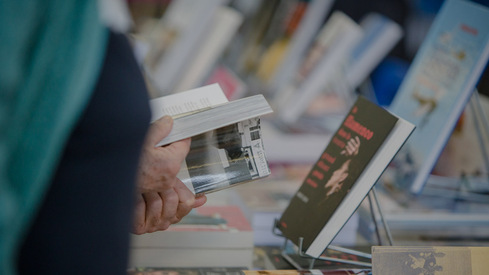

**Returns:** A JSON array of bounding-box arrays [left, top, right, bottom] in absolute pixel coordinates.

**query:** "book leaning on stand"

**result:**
[[388, 0, 489, 195], [277, 96, 415, 258], [150, 83, 273, 195]]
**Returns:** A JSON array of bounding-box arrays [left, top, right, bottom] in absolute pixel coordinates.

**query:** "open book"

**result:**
[[277, 96, 415, 258], [150, 83, 273, 194]]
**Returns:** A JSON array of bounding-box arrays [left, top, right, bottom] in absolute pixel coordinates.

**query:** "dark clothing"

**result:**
[[17, 31, 151, 274]]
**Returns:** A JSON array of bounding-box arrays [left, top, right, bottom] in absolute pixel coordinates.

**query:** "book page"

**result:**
[[149, 83, 229, 122]]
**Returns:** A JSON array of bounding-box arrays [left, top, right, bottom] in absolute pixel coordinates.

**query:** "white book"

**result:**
[[129, 248, 253, 269], [151, 84, 272, 147], [149, 0, 227, 94], [174, 6, 244, 92], [274, 11, 364, 124], [150, 83, 273, 194]]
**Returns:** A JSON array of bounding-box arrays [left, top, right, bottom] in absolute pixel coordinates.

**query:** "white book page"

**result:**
[[149, 83, 229, 122]]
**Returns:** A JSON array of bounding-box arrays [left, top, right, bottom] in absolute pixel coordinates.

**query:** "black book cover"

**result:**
[[277, 96, 398, 253]]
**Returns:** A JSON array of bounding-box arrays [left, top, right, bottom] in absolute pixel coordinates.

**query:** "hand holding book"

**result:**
[[150, 83, 273, 195], [133, 116, 207, 234]]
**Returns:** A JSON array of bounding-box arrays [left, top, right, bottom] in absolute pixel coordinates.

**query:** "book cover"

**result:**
[[388, 0, 489, 194], [269, 0, 334, 94], [273, 11, 363, 125], [254, 0, 309, 82], [205, 65, 247, 101], [174, 6, 244, 92], [145, 0, 227, 94], [177, 117, 270, 194], [277, 96, 415, 258], [372, 246, 489, 275], [150, 83, 273, 194]]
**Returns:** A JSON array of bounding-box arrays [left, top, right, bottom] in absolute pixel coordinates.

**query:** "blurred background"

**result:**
[[125, 0, 489, 269]]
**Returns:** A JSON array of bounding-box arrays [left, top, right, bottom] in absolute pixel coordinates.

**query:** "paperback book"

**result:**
[[372, 246, 489, 275], [277, 96, 415, 258], [388, 0, 489, 194], [150, 83, 273, 194], [273, 11, 363, 125]]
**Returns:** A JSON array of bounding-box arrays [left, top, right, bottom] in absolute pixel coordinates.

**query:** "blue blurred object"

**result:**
[[412, 0, 444, 14], [471, 0, 489, 7], [370, 57, 410, 107]]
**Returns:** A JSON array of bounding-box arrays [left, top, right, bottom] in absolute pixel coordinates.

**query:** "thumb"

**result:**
[[147, 115, 174, 146]]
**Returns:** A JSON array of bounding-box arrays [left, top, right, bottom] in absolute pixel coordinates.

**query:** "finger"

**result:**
[[174, 180, 196, 208], [159, 188, 179, 224], [171, 183, 197, 223], [351, 137, 360, 148], [352, 137, 360, 154], [132, 194, 147, 235], [193, 194, 207, 208], [344, 143, 355, 156], [146, 116, 174, 146], [345, 142, 354, 154], [172, 201, 193, 224], [142, 192, 164, 232]]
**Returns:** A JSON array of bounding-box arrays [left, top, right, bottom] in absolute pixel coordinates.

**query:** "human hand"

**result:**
[[341, 136, 360, 157], [137, 115, 190, 192], [133, 115, 207, 233], [132, 183, 207, 234]]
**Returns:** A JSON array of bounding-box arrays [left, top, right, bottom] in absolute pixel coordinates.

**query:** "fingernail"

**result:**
[[184, 197, 195, 206]]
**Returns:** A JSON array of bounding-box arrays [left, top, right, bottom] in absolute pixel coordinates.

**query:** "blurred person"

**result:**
[[0, 1, 205, 274]]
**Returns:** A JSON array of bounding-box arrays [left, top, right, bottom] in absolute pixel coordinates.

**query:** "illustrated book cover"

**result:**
[[388, 0, 489, 194], [372, 246, 489, 275], [150, 83, 273, 194], [277, 96, 415, 258]]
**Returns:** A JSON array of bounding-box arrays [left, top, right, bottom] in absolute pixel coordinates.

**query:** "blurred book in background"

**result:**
[[129, 205, 254, 269]]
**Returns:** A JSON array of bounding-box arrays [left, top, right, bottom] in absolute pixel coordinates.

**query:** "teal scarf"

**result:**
[[0, 1, 109, 274]]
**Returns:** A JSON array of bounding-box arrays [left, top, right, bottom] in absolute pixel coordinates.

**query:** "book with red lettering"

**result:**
[[277, 96, 414, 258]]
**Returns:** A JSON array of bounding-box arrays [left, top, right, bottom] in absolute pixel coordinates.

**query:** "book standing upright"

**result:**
[[388, 0, 489, 195], [273, 11, 363, 125]]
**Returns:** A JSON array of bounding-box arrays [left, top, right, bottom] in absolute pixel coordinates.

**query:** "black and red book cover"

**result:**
[[277, 96, 399, 255]]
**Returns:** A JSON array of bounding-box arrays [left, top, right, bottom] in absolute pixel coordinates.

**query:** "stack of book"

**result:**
[[129, 205, 254, 269]]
